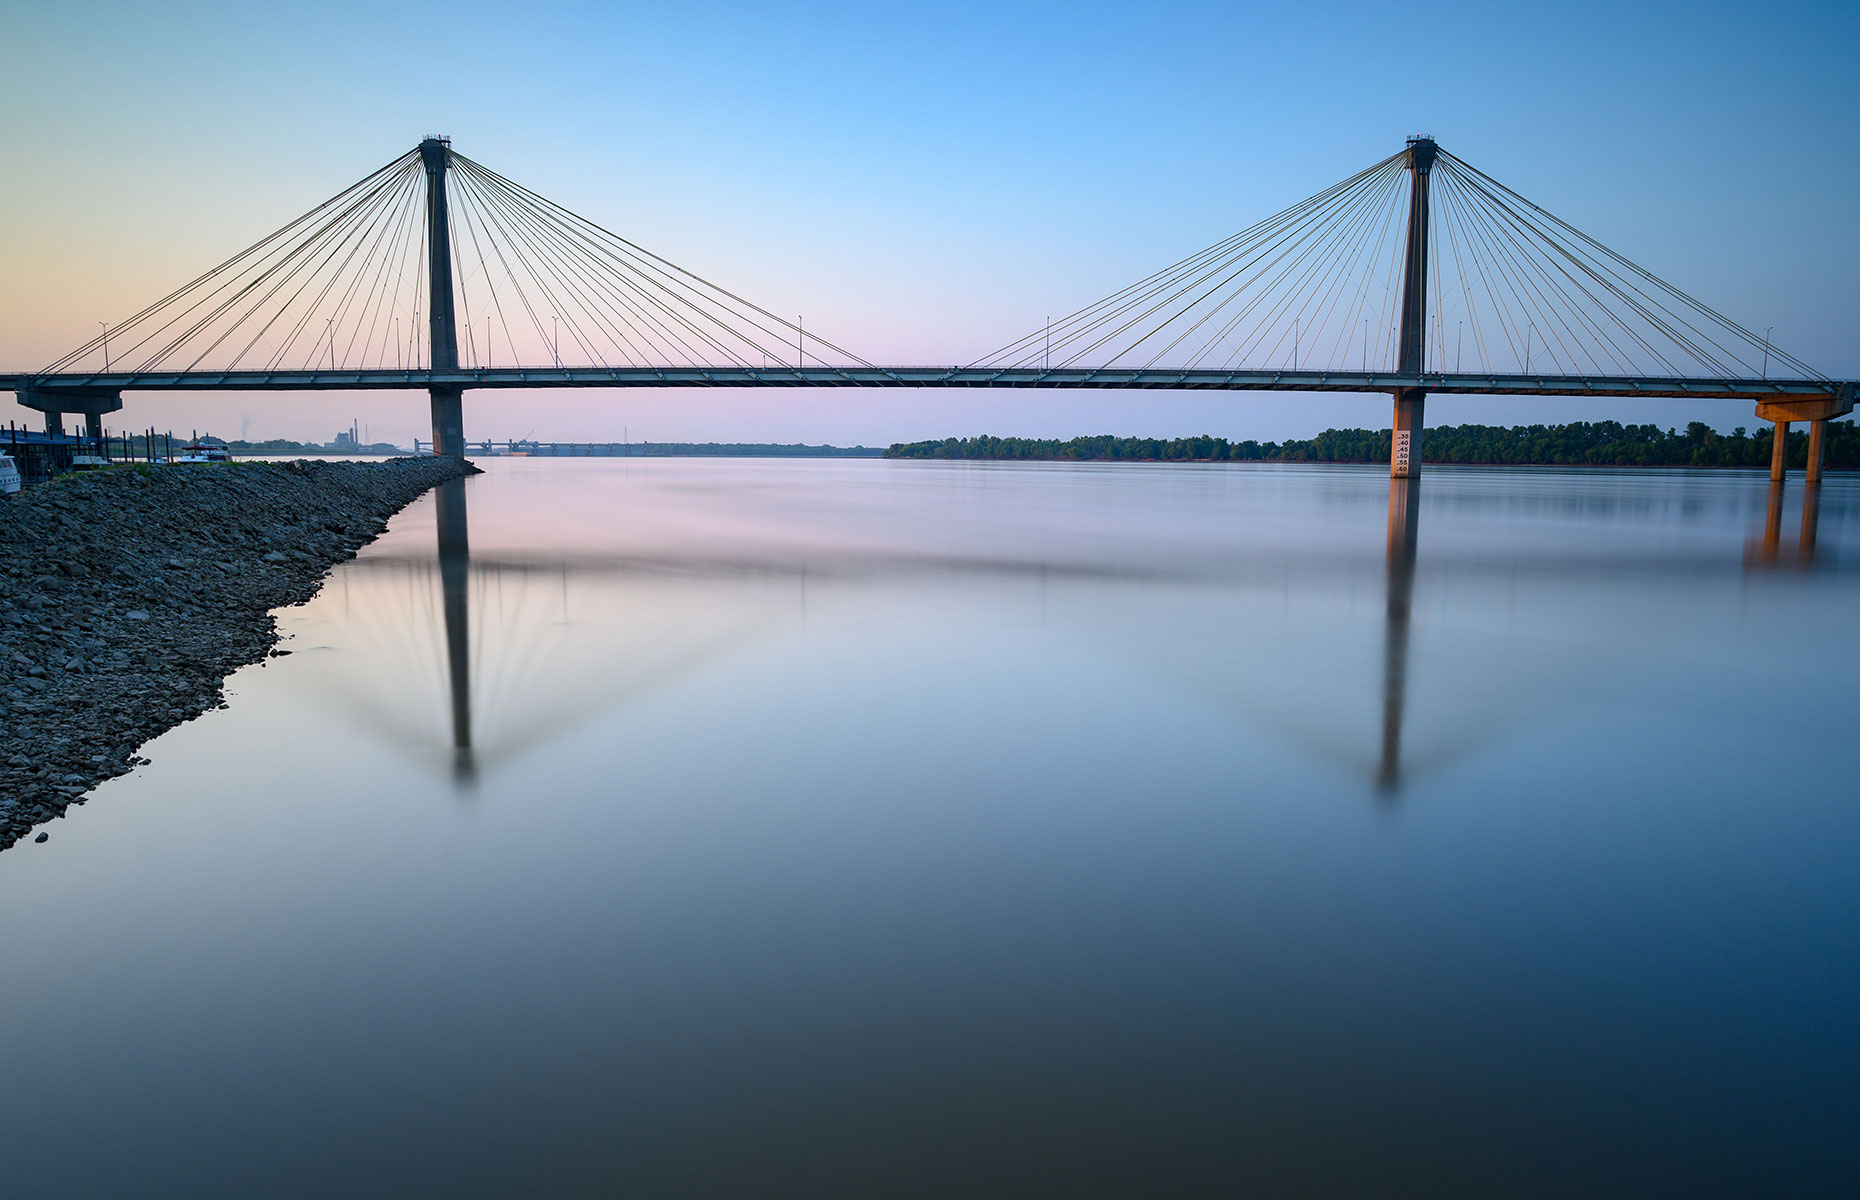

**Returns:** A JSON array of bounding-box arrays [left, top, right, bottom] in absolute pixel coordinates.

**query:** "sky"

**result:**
[[2, 0, 1855, 447]]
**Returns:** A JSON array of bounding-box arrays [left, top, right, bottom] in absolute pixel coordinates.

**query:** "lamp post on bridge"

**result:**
[[421, 136, 466, 457]]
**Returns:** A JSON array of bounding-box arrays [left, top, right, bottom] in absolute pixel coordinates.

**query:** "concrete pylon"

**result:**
[[1391, 136, 1436, 478], [420, 137, 465, 458], [1770, 420, 1792, 483]]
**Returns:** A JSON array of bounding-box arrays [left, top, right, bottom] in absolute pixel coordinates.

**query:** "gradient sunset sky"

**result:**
[[2, 0, 1854, 446]]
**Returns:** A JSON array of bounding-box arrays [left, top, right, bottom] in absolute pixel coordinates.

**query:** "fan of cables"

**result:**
[[975, 145, 1822, 382], [43, 144, 868, 376]]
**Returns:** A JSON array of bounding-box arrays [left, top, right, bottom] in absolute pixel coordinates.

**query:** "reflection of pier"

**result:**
[[1748, 479, 1824, 568], [1379, 478, 1420, 795], [436, 478, 474, 782]]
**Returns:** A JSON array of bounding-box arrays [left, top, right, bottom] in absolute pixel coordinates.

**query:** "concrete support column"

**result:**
[[43, 410, 63, 437], [1391, 390, 1425, 478], [429, 387, 464, 458], [1805, 419, 1826, 486], [84, 413, 103, 444], [1770, 420, 1791, 483]]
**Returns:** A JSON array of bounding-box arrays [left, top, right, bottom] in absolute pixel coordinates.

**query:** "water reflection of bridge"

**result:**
[[351, 470, 1837, 799]]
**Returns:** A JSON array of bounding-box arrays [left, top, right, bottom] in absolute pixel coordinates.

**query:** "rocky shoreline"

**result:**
[[0, 457, 475, 853]]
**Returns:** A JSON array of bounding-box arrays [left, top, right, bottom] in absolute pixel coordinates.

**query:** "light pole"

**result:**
[[1762, 326, 1773, 379], [326, 318, 335, 369], [98, 321, 111, 370]]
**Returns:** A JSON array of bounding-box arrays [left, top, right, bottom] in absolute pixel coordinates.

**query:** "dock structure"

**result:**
[[2, 424, 176, 486]]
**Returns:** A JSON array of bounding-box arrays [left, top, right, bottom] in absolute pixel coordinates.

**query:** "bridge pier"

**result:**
[[17, 383, 120, 444], [1746, 387, 1849, 569], [1391, 390, 1424, 478], [430, 387, 464, 458], [1757, 390, 1852, 484]]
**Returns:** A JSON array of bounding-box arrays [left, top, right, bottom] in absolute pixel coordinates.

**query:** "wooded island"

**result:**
[[886, 421, 1859, 469]]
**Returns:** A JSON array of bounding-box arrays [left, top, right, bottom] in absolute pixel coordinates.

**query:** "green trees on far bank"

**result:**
[[885, 420, 1860, 469]]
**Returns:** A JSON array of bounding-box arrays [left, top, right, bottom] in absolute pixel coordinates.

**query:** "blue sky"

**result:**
[[2, 0, 1855, 445]]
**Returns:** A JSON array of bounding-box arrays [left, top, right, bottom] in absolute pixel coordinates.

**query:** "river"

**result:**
[[2, 457, 1855, 1196]]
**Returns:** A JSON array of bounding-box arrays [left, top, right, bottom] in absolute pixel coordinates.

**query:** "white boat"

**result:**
[[175, 442, 232, 463], [0, 452, 19, 494]]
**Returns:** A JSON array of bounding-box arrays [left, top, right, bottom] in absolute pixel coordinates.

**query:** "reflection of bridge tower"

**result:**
[[1378, 477, 1421, 793], [435, 476, 474, 781]]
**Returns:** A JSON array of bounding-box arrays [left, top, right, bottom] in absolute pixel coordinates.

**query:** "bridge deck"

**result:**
[[1, 367, 1845, 402]]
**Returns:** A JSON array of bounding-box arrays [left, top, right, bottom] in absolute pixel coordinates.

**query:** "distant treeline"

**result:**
[[221, 439, 885, 458], [885, 421, 1860, 469], [634, 442, 882, 457], [228, 439, 405, 456]]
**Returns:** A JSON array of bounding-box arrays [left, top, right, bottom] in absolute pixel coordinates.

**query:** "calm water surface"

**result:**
[[2, 458, 1856, 1196]]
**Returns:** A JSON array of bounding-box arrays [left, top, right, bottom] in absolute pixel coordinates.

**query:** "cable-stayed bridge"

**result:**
[[6, 135, 1852, 479]]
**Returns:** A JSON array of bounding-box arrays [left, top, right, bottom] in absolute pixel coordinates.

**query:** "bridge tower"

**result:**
[[1391, 135, 1436, 478], [420, 137, 465, 458]]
